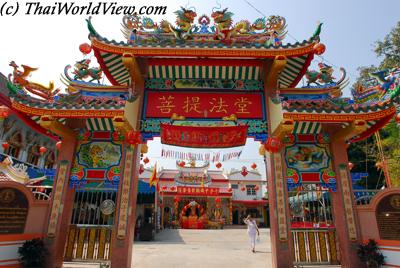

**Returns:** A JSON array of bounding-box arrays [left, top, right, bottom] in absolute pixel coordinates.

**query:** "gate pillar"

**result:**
[[109, 143, 141, 267], [264, 56, 295, 268], [44, 119, 83, 268], [330, 140, 364, 268]]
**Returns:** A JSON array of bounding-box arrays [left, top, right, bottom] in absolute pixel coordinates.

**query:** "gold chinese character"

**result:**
[[209, 97, 228, 114], [183, 96, 202, 114], [157, 95, 175, 114], [234, 97, 252, 114]]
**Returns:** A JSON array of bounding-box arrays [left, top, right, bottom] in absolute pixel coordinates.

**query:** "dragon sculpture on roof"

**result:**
[[8, 61, 60, 100], [352, 67, 400, 105], [121, 6, 287, 45]]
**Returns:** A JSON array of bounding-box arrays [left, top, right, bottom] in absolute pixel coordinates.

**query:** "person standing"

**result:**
[[244, 214, 260, 253]]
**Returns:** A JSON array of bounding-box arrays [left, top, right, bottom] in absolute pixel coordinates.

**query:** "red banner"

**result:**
[[160, 124, 248, 148], [145, 91, 264, 119], [176, 186, 228, 196]]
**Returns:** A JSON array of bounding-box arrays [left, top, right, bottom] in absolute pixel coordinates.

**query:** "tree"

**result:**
[[375, 21, 400, 69]]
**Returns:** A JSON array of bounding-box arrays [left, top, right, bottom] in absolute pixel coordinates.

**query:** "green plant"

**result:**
[[18, 238, 47, 268], [357, 239, 385, 268]]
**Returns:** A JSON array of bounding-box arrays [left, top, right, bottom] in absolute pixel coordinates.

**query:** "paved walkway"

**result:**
[[132, 228, 272, 268]]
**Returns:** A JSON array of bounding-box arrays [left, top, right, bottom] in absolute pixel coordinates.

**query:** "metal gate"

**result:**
[[289, 185, 340, 265], [64, 190, 116, 262]]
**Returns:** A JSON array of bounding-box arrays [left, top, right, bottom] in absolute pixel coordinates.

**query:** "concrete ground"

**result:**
[[132, 228, 272, 268]]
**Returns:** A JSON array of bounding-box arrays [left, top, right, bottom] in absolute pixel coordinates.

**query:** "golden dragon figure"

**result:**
[[9, 61, 59, 100]]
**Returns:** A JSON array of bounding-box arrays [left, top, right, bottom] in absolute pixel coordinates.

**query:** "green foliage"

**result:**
[[380, 120, 400, 187], [375, 21, 400, 69], [357, 239, 385, 267], [18, 238, 47, 268]]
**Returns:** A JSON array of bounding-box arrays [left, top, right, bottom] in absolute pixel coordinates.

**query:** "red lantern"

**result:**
[[216, 162, 222, 169], [139, 164, 144, 174], [112, 131, 120, 141], [79, 43, 92, 54], [348, 162, 354, 170], [162, 185, 167, 191], [254, 185, 260, 191], [174, 196, 181, 203], [241, 166, 248, 177], [39, 146, 47, 155], [143, 157, 150, 164], [395, 113, 400, 124], [56, 141, 62, 150], [264, 136, 283, 153], [215, 197, 221, 203], [313, 43, 326, 55], [227, 188, 233, 192], [126, 130, 141, 145], [2, 142, 9, 150], [251, 163, 257, 170], [179, 161, 185, 167], [241, 186, 246, 192]]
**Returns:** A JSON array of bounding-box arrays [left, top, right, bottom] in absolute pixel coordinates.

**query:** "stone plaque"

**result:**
[[0, 187, 29, 234], [377, 194, 400, 240]]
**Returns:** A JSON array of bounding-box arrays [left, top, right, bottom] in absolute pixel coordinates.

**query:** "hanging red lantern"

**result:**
[[2, 142, 9, 150], [162, 185, 167, 191], [126, 130, 141, 145], [79, 43, 92, 54], [39, 146, 47, 155], [395, 113, 400, 124], [143, 157, 150, 164], [174, 196, 181, 203], [179, 161, 185, 167], [215, 197, 221, 203], [55, 141, 62, 150], [0, 106, 10, 119], [254, 185, 260, 191], [348, 162, 354, 170], [264, 136, 283, 153], [112, 131, 120, 141], [241, 186, 246, 192], [313, 43, 326, 55], [251, 163, 257, 170], [139, 164, 145, 174], [216, 162, 222, 169], [241, 166, 248, 177]]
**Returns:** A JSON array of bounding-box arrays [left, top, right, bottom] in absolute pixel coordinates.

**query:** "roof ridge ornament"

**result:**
[[120, 6, 287, 46], [8, 61, 60, 101]]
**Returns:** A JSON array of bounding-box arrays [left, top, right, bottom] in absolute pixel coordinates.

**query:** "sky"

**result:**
[[0, 0, 399, 178]]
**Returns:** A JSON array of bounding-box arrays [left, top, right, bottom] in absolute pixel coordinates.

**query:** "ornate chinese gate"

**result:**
[[6, 5, 399, 268]]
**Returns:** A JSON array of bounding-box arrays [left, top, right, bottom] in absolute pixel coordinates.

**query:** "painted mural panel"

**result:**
[[70, 131, 123, 189], [284, 134, 336, 191]]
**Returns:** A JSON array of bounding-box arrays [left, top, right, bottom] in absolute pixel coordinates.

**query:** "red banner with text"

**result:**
[[145, 91, 264, 119], [160, 124, 248, 148]]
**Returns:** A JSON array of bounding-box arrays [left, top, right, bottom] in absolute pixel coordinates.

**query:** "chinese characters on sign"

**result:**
[[160, 124, 248, 148], [145, 91, 264, 119], [47, 160, 69, 237], [339, 165, 357, 241], [117, 147, 134, 239], [274, 153, 288, 241], [167, 186, 229, 196]]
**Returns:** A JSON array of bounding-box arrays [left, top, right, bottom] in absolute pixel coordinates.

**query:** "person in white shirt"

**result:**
[[243, 214, 260, 253]]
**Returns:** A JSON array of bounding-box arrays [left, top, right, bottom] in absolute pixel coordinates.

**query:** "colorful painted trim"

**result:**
[[293, 122, 321, 134], [12, 101, 124, 118], [86, 118, 115, 131]]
